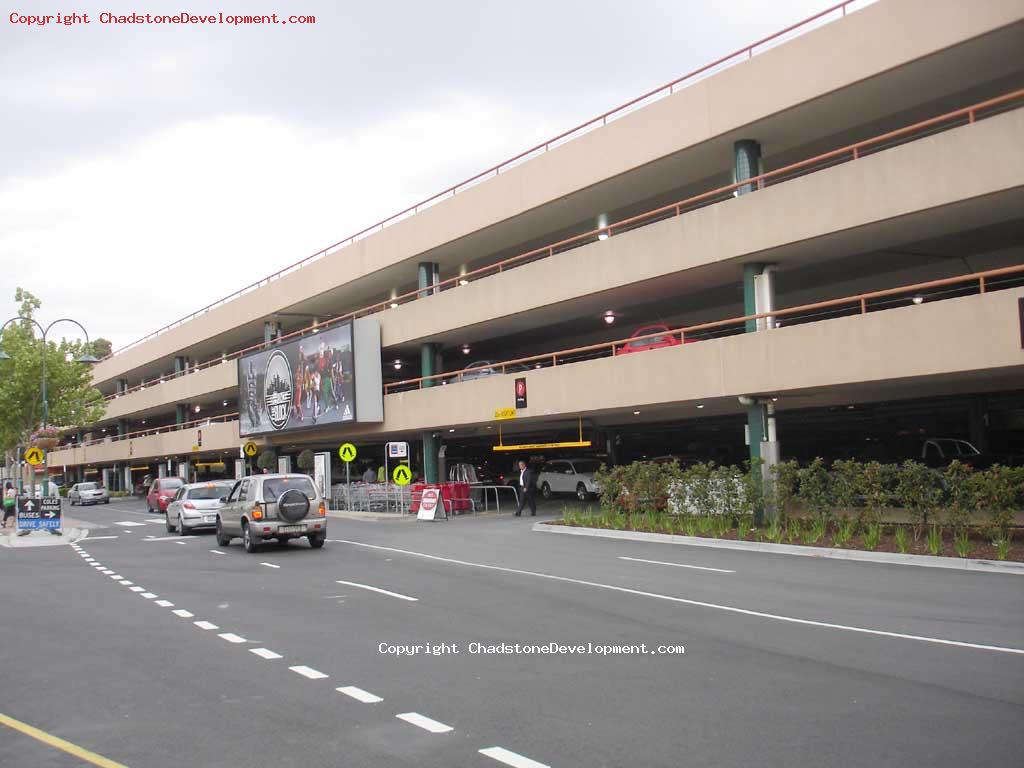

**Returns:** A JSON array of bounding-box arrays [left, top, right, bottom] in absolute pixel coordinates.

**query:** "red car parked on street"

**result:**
[[147, 476, 184, 514], [615, 324, 694, 355]]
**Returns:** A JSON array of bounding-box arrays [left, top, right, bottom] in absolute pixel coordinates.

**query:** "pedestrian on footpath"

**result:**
[[362, 465, 376, 484], [2, 481, 15, 529], [514, 460, 537, 517]]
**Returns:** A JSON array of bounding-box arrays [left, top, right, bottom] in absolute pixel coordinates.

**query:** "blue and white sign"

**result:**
[[17, 496, 62, 530]]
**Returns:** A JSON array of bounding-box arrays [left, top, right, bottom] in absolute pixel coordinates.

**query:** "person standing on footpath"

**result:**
[[2, 481, 15, 529], [514, 460, 537, 517]]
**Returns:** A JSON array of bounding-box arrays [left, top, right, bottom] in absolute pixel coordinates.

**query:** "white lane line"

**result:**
[[129, 586, 145, 592], [100, 569, 114, 574], [619, 556, 736, 574], [194, 621, 219, 630], [336, 686, 382, 704], [172, 609, 194, 618], [154, 600, 174, 607], [396, 712, 453, 734], [289, 665, 328, 680], [142, 535, 192, 542], [145, 520, 164, 524], [119, 580, 133, 585], [335, 539, 1024, 656], [83, 558, 95, 562], [218, 633, 248, 644], [260, 562, 281, 569], [82, 535, 118, 540], [250, 648, 283, 660], [108, 574, 122, 579], [479, 747, 550, 768], [210, 550, 226, 555], [115, 521, 146, 527], [140, 592, 158, 599], [334, 580, 418, 602]]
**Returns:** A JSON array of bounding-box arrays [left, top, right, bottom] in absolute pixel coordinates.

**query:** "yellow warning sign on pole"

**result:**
[[24, 447, 46, 466], [242, 441, 258, 458], [338, 443, 357, 462], [392, 464, 412, 486]]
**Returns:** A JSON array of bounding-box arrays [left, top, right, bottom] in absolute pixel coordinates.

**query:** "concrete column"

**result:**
[[420, 341, 440, 483], [968, 395, 990, 453], [116, 378, 128, 394], [174, 356, 186, 375], [117, 419, 129, 437], [743, 263, 764, 333], [176, 404, 188, 425], [418, 262, 440, 298]]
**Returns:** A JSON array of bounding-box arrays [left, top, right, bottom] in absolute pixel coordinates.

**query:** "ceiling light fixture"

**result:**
[[393, 359, 402, 370], [912, 294, 924, 305], [696, 404, 705, 409], [459, 279, 469, 286], [448, 428, 455, 433], [603, 310, 615, 325], [462, 344, 471, 355], [222, 400, 228, 407], [633, 410, 641, 415], [389, 302, 399, 309]]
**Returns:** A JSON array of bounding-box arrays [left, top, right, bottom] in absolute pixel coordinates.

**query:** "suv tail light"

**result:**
[[318, 501, 326, 517], [251, 503, 264, 520]]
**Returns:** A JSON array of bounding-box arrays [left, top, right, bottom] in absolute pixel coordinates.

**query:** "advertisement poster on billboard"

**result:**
[[239, 323, 355, 437]]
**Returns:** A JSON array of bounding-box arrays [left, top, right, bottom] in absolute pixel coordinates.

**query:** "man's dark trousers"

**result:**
[[515, 485, 536, 516]]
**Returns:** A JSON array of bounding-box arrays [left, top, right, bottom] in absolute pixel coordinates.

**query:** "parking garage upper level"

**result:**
[[89, 0, 1024, 392]]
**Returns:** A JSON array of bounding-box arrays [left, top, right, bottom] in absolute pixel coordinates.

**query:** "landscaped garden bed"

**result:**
[[555, 458, 1024, 563]]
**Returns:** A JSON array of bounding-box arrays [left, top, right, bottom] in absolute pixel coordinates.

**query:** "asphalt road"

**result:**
[[1, 497, 1022, 768]]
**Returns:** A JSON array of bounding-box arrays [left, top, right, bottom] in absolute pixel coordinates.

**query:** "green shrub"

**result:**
[[297, 449, 315, 472], [971, 465, 1021, 539], [860, 462, 896, 525], [864, 523, 882, 551], [942, 461, 975, 532], [797, 458, 833, 523], [832, 518, 855, 548], [894, 525, 908, 553], [953, 529, 971, 559], [993, 533, 1012, 561], [831, 460, 863, 519], [256, 449, 277, 473], [769, 460, 799, 520], [927, 525, 943, 556], [896, 461, 942, 539]]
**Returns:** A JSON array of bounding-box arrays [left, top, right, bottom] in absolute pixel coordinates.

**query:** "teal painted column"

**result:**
[[743, 262, 764, 333], [419, 261, 441, 483], [176, 404, 187, 425], [734, 139, 761, 196]]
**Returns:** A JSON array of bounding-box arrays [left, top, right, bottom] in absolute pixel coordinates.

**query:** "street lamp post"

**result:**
[[0, 316, 99, 535]]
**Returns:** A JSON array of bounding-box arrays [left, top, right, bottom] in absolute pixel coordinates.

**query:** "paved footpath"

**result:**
[[1, 498, 1022, 767]]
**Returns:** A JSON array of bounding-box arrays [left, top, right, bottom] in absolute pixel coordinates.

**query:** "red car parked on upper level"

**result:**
[[615, 324, 695, 355]]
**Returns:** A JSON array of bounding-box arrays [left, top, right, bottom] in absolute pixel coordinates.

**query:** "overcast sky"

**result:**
[[1, 0, 844, 351]]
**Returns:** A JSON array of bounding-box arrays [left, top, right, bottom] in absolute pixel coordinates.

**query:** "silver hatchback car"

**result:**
[[165, 481, 234, 535], [216, 473, 327, 553], [69, 481, 110, 506]]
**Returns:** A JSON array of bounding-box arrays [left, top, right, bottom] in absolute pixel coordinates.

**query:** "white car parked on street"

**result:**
[[165, 481, 234, 535]]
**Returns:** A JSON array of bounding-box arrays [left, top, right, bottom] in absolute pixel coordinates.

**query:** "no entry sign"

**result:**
[[417, 487, 441, 521]]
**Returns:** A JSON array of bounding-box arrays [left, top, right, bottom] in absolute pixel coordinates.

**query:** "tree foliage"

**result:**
[[0, 288, 106, 453]]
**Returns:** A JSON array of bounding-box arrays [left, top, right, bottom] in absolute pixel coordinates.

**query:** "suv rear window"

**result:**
[[187, 485, 231, 500], [263, 477, 317, 502]]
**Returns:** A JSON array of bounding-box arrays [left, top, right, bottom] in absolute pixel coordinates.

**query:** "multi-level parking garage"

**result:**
[[48, 0, 1024, 491]]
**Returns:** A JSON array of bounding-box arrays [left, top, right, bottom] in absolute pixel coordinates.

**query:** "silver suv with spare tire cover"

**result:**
[[215, 473, 327, 553]]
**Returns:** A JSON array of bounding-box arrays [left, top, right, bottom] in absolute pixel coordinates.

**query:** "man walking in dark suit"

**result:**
[[514, 460, 537, 517]]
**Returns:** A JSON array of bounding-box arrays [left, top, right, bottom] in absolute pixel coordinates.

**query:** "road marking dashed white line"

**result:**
[[289, 665, 328, 680], [108, 574, 121, 579], [172, 609, 194, 618], [218, 633, 248, 644], [100, 569, 114, 574], [145, 520, 164, 524], [194, 621, 219, 630], [396, 712, 452, 734], [479, 747, 550, 768], [619, 556, 736, 574], [84, 535, 118, 540], [259, 562, 280, 569], [336, 539, 1024, 656], [334, 580, 418, 602], [129, 586, 145, 592], [155, 600, 174, 607], [142, 535, 191, 542], [140, 593, 157, 599], [115, 521, 146, 527], [210, 550, 225, 555], [336, 686, 382, 703], [250, 648, 283, 660], [119, 580, 133, 585]]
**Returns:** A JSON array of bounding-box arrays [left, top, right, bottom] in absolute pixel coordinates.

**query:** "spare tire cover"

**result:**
[[278, 488, 311, 522]]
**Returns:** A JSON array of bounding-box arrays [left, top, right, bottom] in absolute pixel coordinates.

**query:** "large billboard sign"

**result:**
[[239, 322, 355, 437]]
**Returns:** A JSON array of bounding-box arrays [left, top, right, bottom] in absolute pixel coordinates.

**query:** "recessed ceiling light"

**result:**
[[389, 302, 399, 309], [633, 410, 640, 415], [696, 404, 705, 409], [194, 405, 201, 413], [393, 360, 402, 370], [598, 231, 609, 241], [448, 428, 455, 433], [603, 311, 615, 325], [459, 279, 469, 286], [222, 400, 228, 407], [462, 345, 471, 355], [912, 294, 924, 305]]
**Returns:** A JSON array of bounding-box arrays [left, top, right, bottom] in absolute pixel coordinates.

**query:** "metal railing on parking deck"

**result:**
[[384, 264, 1024, 392], [54, 412, 239, 451], [104, 0, 869, 362], [97, 88, 1024, 409]]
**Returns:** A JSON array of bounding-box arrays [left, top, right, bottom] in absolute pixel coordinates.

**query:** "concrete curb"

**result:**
[[327, 510, 416, 522], [532, 522, 1024, 576], [0, 527, 88, 548]]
